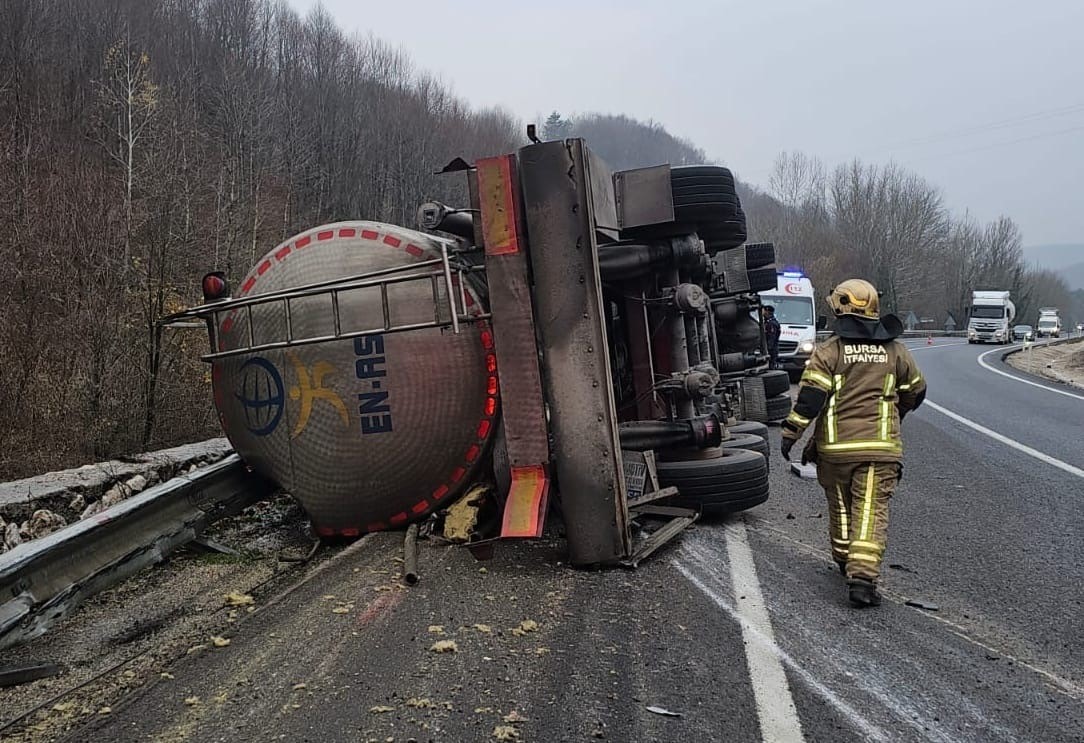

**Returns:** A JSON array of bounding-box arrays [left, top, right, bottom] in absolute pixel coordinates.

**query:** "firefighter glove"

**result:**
[[780, 437, 795, 461]]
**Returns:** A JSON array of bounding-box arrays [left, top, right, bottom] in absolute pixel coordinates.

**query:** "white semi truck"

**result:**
[[967, 290, 1016, 344], [1036, 308, 1062, 338]]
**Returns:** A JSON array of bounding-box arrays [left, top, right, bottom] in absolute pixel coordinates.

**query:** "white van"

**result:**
[[759, 272, 817, 381]]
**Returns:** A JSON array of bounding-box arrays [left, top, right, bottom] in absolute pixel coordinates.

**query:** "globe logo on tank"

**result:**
[[235, 357, 284, 436]]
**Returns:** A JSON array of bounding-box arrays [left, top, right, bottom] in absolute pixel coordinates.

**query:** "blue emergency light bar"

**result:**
[[781, 271, 804, 279]]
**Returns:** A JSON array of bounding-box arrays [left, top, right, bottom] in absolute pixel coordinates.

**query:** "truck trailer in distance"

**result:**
[[1036, 308, 1062, 338]]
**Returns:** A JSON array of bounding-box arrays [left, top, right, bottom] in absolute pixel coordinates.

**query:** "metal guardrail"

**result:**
[[900, 330, 968, 337], [0, 454, 273, 651]]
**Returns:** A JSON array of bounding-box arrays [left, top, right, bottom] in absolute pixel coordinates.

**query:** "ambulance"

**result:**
[[759, 271, 818, 382]]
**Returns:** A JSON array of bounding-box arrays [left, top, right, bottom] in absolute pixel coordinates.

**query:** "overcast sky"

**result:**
[[289, 0, 1083, 249]]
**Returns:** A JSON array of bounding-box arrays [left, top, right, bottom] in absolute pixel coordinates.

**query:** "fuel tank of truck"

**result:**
[[210, 221, 498, 536]]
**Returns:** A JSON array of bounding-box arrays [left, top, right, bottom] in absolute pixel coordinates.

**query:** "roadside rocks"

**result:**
[[0, 440, 232, 555], [25, 509, 67, 539], [4, 519, 22, 550], [0, 508, 68, 551]]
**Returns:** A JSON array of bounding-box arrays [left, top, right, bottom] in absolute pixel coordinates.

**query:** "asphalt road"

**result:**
[[64, 339, 1084, 743]]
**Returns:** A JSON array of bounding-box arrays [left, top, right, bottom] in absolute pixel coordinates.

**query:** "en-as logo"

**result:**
[[286, 352, 349, 439], [236, 357, 284, 436], [355, 335, 393, 435], [784, 283, 803, 295]]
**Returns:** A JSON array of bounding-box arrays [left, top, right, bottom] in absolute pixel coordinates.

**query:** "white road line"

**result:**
[[905, 341, 968, 351], [977, 345, 1084, 401], [722, 522, 805, 743], [676, 548, 890, 743], [924, 400, 1084, 479]]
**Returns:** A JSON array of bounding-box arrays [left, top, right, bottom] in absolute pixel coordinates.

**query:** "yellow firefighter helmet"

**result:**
[[829, 279, 880, 319]]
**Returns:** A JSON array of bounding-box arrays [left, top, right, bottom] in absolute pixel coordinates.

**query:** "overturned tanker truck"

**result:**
[[161, 139, 780, 567]]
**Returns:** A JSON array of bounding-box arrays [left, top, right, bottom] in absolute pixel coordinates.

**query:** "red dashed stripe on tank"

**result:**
[[221, 225, 498, 538]]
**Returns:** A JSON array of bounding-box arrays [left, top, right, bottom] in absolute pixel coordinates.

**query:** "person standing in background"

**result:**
[[763, 304, 781, 369]]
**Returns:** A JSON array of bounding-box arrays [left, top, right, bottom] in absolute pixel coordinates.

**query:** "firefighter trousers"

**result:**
[[816, 461, 900, 583]]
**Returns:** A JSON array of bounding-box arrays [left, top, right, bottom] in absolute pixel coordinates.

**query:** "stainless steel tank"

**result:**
[[210, 221, 497, 536]]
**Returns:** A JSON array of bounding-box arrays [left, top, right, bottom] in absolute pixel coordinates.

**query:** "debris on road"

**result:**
[[493, 725, 521, 740], [646, 705, 683, 717], [403, 523, 420, 586], [210, 636, 230, 648], [430, 640, 458, 653], [511, 619, 539, 636], [224, 592, 254, 607], [369, 705, 395, 713], [789, 461, 818, 479], [905, 599, 940, 612]]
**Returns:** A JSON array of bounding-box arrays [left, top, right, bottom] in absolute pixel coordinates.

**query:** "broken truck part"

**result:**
[[159, 138, 777, 566]]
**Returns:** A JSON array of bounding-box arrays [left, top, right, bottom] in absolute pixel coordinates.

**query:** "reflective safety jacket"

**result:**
[[781, 337, 926, 463]]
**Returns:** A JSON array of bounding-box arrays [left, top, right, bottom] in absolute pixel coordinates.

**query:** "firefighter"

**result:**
[[762, 304, 781, 369], [779, 279, 926, 607]]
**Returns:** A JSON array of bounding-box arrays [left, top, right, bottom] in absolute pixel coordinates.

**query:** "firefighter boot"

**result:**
[[848, 578, 882, 607]]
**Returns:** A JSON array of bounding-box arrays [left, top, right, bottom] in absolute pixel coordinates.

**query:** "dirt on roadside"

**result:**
[[1006, 339, 1084, 388]]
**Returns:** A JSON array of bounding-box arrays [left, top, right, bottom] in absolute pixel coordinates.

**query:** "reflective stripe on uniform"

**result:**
[[835, 483, 849, 540], [801, 369, 833, 390], [826, 374, 844, 443], [849, 539, 882, 554], [849, 552, 880, 563], [786, 411, 811, 427], [859, 464, 876, 541], [899, 373, 922, 392], [818, 440, 902, 454], [879, 373, 896, 440]]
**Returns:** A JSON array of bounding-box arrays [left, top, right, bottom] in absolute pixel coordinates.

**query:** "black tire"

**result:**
[[656, 449, 769, 513], [671, 165, 735, 182], [672, 184, 738, 199], [673, 188, 738, 204], [700, 219, 748, 252], [746, 266, 778, 293], [757, 369, 791, 397], [740, 376, 768, 422], [742, 242, 776, 269], [766, 393, 792, 421], [722, 432, 770, 467], [729, 421, 769, 438], [673, 203, 742, 223]]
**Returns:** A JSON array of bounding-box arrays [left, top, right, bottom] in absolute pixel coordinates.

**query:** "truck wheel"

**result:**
[[722, 433, 770, 467], [670, 165, 736, 185], [729, 421, 769, 438], [740, 376, 768, 422], [656, 449, 769, 515], [757, 369, 791, 397], [746, 267, 778, 293], [766, 393, 792, 421], [742, 242, 776, 269]]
